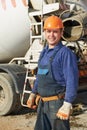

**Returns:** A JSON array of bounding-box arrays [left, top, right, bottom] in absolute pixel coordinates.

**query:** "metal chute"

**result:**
[[62, 12, 87, 41]]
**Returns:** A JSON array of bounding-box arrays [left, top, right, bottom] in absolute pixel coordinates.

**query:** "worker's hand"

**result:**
[[27, 93, 37, 109], [56, 101, 72, 120], [35, 95, 41, 105]]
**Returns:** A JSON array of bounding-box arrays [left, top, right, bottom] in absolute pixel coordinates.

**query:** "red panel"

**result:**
[[11, 0, 16, 7], [1, 0, 6, 10], [22, 0, 28, 6]]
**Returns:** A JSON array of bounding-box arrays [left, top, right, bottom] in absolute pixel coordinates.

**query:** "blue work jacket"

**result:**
[[32, 42, 78, 103]]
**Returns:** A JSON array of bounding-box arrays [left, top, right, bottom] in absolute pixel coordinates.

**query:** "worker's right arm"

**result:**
[[27, 76, 38, 109], [27, 48, 46, 109]]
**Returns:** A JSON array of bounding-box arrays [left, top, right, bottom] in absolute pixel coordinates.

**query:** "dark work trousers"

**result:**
[[34, 99, 70, 130]]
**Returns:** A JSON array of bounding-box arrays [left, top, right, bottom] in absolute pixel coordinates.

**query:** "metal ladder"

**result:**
[[21, 0, 44, 107]]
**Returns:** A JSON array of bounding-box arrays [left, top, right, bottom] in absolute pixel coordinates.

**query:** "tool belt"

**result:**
[[41, 94, 65, 102], [36, 94, 65, 103]]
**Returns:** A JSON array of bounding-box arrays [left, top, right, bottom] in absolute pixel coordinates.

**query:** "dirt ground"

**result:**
[[0, 108, 36, 130], [0, 107, 87, 130]]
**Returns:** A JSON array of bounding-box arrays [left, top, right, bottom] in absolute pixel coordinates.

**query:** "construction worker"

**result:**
[[27, 15, 78, 130]]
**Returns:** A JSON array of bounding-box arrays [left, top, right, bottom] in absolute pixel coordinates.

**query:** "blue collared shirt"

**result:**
[[32, 42, 79, 103]]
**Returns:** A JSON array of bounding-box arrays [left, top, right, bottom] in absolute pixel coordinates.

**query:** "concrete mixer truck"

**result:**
[[0, 0, 87, 116]]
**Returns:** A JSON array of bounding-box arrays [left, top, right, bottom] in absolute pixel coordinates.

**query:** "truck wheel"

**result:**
[[0, 73, 21, 115]]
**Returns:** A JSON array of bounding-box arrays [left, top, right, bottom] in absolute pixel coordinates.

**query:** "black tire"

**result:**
[[0, 73, 21, 116]]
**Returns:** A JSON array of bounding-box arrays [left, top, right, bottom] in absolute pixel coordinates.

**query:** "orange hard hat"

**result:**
[[44, 15, 64, 30]]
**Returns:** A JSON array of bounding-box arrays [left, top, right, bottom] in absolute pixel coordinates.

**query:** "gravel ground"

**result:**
[[70, 112, 87, 130], [0, 107, 87, 130]]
